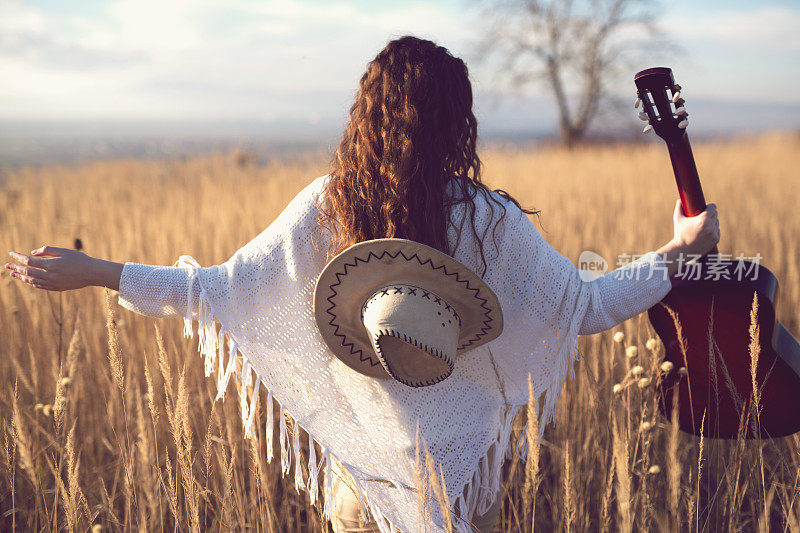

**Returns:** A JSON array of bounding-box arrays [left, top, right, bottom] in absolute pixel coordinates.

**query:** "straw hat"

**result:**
[[313, 239, 503, 387]]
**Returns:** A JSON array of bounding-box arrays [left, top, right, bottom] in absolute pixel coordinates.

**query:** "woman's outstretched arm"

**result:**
[[5, 247, 202, 319]]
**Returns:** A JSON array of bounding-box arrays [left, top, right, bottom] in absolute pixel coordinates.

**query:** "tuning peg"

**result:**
[[643, 124, 653, 134], [637, 112, 649, 121], [675, 106, 686, 115], [673, 84, 682, 92], [634, 97, 642, 109], [671, 91, 681, 103], [677, 119, 688, 129], [673, 98, 685, 107]]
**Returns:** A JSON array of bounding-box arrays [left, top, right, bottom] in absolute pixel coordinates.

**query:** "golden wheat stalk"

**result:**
[[65, 420, 89, 529], [748, 292, 769, 525], [523, 374, 541, 532], [693, 411, 706, 533], [103, 290, 125, 391], [563, 440, 575, 533], [12, 380, 37, 491]]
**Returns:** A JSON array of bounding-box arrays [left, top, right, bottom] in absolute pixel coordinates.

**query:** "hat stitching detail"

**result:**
[[372, 328, 454, 388], [359, 283, 459, 323], [324, 249, 495, 368]]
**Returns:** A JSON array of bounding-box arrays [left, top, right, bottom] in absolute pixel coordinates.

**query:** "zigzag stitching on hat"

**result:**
[[323, 252, 386, 367], [325, 248, 496, 370], [372, 329, 454, 388]]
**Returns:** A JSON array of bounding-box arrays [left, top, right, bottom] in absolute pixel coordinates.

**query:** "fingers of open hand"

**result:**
[[5, 262, 48, 279], [8, 251, 50, 269], [6, 252, 56, 290], [5, 266, 54, 290]]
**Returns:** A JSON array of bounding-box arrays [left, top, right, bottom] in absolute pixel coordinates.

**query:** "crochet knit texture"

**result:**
[[118, 174, 672, 532]]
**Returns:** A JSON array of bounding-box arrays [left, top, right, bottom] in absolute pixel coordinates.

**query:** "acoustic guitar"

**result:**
[[634, 67, 800, 438]]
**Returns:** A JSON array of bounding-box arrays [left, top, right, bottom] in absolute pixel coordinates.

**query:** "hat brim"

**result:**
[[313, 238, 503, 380]]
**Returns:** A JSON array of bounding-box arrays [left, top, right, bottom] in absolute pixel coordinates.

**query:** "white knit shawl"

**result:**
[[170, 175, 660, 532]]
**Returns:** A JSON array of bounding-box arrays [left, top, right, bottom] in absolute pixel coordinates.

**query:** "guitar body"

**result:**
[[648, 262, 800, 438], [634, 67, 800, 438]]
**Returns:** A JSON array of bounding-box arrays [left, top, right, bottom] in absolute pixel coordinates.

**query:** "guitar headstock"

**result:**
[[634, 67, 688, 143]]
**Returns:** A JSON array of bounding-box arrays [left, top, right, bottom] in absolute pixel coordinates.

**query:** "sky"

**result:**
[[1, 0, 799, 140]]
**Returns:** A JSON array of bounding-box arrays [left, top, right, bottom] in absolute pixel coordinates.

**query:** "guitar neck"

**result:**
[[666, 133, 718, 254], [666, 133, 706, 216]]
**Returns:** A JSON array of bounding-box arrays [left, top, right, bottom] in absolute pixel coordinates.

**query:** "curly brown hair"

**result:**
[[318, 35, 535, 275]]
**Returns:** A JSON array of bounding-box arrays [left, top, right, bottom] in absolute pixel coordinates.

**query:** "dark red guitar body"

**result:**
[[648, 268, 800, 438], [635, 67, 800, 439]]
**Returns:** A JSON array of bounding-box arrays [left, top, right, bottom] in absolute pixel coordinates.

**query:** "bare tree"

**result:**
[[475, 0, 674, 147]]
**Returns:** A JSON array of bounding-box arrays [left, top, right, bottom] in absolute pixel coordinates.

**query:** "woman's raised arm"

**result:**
[[578, 199, 720, 334]]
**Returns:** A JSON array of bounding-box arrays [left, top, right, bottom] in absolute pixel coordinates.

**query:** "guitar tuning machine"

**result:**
[[672, 84, 682, 92]]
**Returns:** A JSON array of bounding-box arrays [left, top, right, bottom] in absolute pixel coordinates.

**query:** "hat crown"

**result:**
[[314, 238, 504, 386], [362, 284, 458, 386]]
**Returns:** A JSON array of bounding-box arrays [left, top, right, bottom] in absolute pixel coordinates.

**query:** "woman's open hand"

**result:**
[[5, 246, 97, 291]]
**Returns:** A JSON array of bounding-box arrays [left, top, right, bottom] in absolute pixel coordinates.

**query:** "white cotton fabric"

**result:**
[[118, 174, 672, 532]]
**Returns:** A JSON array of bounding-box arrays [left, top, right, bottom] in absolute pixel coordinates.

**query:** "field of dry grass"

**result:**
[[1, 133, 799, 531]]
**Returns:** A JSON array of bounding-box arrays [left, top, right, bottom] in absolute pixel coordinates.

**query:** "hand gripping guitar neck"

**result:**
[[635, 67, 800, 439]]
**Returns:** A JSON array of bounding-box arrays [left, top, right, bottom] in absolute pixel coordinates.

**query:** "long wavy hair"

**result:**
[[318, 35, 535, 275]]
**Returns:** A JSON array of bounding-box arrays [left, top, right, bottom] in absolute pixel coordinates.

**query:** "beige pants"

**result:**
[[326, 459, 501, 533]]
